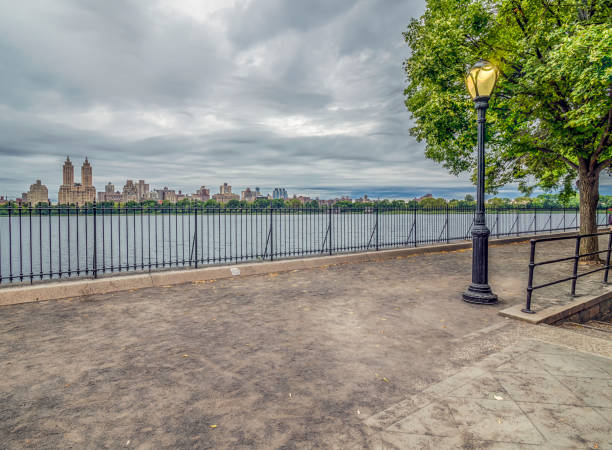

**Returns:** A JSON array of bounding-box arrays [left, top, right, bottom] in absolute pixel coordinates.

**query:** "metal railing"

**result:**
[[523, 231, 612, 314], [0, 204, 606, 285]]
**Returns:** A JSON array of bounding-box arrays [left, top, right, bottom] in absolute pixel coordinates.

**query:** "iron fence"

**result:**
[[523, 231, 612, 314], [0, 204, 606, 285]]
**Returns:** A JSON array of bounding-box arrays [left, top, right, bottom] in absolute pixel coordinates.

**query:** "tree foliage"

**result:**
[[404, 0, 612, 255]]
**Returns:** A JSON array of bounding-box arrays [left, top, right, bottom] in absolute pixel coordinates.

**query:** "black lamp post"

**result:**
[[462, 60, 499, 305]]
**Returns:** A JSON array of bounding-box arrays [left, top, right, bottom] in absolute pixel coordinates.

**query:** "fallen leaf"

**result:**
[[210, 425, 217, 429], [182, 354, 189, 358], [493, 395, 504, 401], [382, 377, 390, 383], [497, 418, 502, 424], [357, 409, 361, 415]]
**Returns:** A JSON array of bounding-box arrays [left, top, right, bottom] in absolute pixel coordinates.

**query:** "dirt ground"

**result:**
[[0, 237, 607, 448]]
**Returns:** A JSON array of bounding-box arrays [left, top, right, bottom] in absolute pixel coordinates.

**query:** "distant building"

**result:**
[[273, 188, 288, 200], [192, 186, 210, 202], [97, 182, 122, 203], [58, 157, 96, 205], [213, 183, 240, 204], [136, 180, 149, 201], [241, 187, 257, 202], [22, 180, 49, 205], [290, 194, 311, 205], [175, 191, 187, 202], [155, 187, 177, 203], [355, 194, 370, 203], [122, 180, 138, 202], [0, 196, 8, 205]]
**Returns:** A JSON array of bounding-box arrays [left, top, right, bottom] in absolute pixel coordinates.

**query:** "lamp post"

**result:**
[[463, 60, 499, 304]]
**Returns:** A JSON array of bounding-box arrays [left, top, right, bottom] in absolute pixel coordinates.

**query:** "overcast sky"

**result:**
[[0, 0, 571, 200]]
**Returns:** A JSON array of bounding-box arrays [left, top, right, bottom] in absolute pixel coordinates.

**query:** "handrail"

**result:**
[[523, 231, 612, 314]]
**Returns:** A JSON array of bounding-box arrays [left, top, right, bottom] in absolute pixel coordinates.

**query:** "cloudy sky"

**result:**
[[0, 0, 542, 201]]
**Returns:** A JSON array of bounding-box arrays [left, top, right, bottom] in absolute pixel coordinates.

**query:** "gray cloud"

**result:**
[[0, 0, 497, 202]]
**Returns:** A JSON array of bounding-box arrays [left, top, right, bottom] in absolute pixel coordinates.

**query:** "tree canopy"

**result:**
[[404, 0, 612, 255]]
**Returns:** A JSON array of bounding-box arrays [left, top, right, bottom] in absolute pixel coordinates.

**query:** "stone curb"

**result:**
[[499, 287, 612, 325], [0, 230, 579, 307]]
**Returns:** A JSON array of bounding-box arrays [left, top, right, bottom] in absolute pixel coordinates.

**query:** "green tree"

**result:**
[[420, 197, 448, 208], [404, 0, 611, 258], [286, 198, 302, 208]]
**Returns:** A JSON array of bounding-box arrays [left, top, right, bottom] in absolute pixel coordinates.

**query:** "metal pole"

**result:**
[[329, 207, 333, 255], [194, 204, 198, 268], [522, 240, 536, 314], [604, 232, 612, 284], [570, 236, 581, 296], [269, 206, 273, 261], [375, 205, 379, 251], [93, 201, 97, 278], [463, 96, 497, 304]]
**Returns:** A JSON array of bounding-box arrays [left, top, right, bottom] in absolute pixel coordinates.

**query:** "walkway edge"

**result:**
[[0, 231, 578, 307], [499, 287, 612, 324]]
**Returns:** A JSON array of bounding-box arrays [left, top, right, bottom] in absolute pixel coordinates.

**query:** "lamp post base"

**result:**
[[463, 283, 498, 304]]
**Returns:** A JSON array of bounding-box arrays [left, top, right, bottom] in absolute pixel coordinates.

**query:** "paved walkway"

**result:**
[[366, 338, 612, 449], [1, 238, 611, 448]]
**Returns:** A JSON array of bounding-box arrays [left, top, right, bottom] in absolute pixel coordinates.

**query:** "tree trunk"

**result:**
[[578, 168, 601, 263]]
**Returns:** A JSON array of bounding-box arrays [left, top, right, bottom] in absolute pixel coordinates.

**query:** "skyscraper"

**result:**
[[62, 156, 74, 186], [81, 158, 92, 187], [58, 157, 96, 205], [273, 188, 288, 200]]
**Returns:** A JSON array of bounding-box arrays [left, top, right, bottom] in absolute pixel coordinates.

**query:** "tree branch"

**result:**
[[540, 0, 562, 27], [596, 158, 612, 174], [536, 147, 579, 170]]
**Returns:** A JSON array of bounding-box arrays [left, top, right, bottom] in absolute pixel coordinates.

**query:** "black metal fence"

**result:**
[[523, 231, 612, 314], [0, 204, 606, 285]]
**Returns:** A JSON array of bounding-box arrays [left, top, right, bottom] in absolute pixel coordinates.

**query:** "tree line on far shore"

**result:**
[[1, 192, 610, 214]]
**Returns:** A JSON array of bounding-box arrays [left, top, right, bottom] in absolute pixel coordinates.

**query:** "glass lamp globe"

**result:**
[[465, 60, 499, 100]]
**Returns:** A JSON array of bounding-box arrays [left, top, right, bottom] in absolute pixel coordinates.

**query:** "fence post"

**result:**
[[328, 207, 333, 255], [516, 208, 520, 236], [534, 208, 537, 234], [549, 207, 552, 234], [496, 208, 500, 238], [570, 235, 581, 296], [194, 204, 198, 268], [269, 206, 274, 261], [446, 204, 450, 243], [563, 207, 566, 232], [604, 232, 612, 284], [522, 240, 536, 314], [93, 200, 97, 278], [375, 205, 379, 251], [413, 206, 417, 247]]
